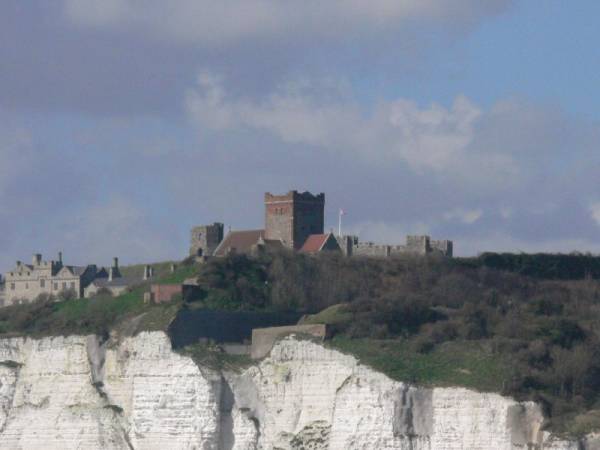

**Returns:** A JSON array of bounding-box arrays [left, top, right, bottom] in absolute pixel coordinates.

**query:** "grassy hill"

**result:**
[[0, 260, 199, 338], [2, 251, 600, 435]]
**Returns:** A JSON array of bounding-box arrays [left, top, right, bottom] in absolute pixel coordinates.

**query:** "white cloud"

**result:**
[[185, 72, 518, 187], [386, 95, 483, 172], [443, 208, 483, 224], [589, 202, 600, 226], [185, 72, 359, 147], [63, 0, 513, 45]]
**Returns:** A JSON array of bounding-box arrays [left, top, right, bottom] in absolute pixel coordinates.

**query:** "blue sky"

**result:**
[[1, 0, 600, 270]]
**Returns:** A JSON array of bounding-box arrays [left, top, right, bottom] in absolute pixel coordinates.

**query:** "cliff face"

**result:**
[[0, 331, 595, 450]]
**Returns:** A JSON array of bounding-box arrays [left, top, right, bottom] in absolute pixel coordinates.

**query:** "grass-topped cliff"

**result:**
[[2, 251, 600, 435]]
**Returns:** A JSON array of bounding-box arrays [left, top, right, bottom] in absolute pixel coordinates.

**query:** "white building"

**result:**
[[0, 253, 143, 307]]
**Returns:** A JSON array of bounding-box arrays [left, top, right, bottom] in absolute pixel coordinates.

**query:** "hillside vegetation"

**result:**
[[187, 251, 600, 435], [0, 261, 197, 338], [2, 251, 600, 434]]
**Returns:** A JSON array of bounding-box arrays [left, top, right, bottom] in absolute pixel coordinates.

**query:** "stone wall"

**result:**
[[190, 223, 224, 257], [406, 235, 430, 254], [264, 192, 294, 247], [352, 242, 391, 257], [265, 191, 325, 250], [251, 324, 327, 359], [336, 235, 453, 258], [292, 192, 325, 250], [431, 239, 453, 257]]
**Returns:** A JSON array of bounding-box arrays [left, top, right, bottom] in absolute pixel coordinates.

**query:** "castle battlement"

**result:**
[[265, 190, 325, 250], [191, 190, 453, 259], [336, 234, 453, 258], [264, 190, 325, 204]]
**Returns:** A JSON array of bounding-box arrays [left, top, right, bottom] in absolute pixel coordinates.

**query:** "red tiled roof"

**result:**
[[213, 230, 266, 257], [300, 234, 330, 253]]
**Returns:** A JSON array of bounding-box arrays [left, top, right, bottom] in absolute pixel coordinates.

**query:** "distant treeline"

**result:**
[[460, 253, 600, 280]]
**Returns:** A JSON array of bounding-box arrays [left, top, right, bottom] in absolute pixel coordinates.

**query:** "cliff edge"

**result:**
[[0, 331, 596, 449]]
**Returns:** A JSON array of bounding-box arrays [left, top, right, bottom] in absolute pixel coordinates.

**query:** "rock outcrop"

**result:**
[[0, 332, 593, 449]]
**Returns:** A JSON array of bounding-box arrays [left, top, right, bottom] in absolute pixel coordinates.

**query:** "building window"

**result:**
[[62, 282, 67, 289], [70, 282, 75, 289], [40, 279, 45, 288], [10, 283, 15, 290], [25, 283, 28, 289], [54, 283, 58, 290]]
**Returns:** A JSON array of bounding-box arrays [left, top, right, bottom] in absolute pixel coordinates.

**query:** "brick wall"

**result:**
[[264, 192, 294, 247], [265, 191, 325, 249], [150, 284, 182, 303]]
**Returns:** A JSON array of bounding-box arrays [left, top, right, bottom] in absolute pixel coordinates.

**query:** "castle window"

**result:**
[[70, 282, 75, 289], [25, 283, 28, 289], [54, 283, 58, 290], [40, 279, 45, 288], [10, 283, 14, 290], [62, 282, 67, 289]]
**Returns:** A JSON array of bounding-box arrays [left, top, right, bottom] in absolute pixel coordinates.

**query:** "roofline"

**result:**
[[318, 233, 334, 252], [213, 229, 265, 256]]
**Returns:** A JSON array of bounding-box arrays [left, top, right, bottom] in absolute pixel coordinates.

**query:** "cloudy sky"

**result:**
[[1, 1, 600, 269]]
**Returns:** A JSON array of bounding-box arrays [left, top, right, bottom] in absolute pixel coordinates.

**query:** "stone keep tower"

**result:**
[[190, 223, 224, 257], [265, 191, 325, 249]]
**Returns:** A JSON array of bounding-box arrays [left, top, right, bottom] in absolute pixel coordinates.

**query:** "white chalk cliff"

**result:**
[[0, 331, 596, 449]]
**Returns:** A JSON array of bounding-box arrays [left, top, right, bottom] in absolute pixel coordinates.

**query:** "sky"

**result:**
[[1, 0, 600, 270]]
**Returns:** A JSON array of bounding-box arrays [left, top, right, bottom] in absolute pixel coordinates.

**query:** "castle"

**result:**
[[190, 190, 453, 258], [0, 189, 452, 307]]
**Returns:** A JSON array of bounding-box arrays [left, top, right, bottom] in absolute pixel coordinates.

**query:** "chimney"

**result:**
[[58, 251, 63, 264], [109, 257, 121, 280], [143, 265, 151, 280], [32, 254, 42, 266]]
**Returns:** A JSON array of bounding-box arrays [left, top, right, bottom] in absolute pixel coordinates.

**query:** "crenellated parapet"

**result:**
[[265, 190, 325, 250], [335, 234, 453, 258]]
